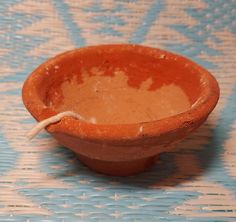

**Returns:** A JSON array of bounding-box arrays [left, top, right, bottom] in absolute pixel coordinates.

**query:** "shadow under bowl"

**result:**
[[22, 44, 220, 176]]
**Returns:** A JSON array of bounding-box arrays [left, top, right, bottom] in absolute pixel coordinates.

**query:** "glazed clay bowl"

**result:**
[[22, 44, 219, 176]]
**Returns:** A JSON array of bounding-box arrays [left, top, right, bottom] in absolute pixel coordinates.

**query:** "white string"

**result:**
[[27, 111, 85, 140]]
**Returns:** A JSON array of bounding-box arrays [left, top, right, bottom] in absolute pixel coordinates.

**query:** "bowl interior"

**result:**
[[37, 46, 204, 124]]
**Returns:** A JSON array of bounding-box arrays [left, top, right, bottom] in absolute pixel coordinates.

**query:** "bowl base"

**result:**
[[77, 155, 157, 176]]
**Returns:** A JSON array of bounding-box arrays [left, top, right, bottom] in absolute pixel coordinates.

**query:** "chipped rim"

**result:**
[[22, 44, 220, 142]]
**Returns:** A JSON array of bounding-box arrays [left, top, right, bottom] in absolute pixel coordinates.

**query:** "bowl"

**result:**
[[22, 44, 219, 176]]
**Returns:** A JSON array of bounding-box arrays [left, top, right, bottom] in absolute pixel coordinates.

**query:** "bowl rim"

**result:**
[[22, 44, 220, 142]]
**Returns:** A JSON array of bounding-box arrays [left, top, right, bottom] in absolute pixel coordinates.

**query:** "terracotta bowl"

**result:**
[[22, 44, 219, 176]]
